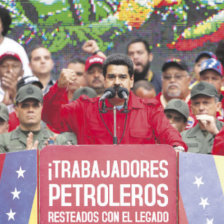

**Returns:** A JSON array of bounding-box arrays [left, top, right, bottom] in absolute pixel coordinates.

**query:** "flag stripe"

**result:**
[[29, 189, 37, 224], [178, 190, 189, 224], [0, 154, 6, 180], [214, 156, 224, 195]]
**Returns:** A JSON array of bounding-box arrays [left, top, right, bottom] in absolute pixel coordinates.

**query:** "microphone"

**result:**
[[117, 87, 129, 100], [99, 87, 116, 101]]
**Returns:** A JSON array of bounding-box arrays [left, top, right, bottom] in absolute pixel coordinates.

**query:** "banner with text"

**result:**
[[39, 144, 177, 224]]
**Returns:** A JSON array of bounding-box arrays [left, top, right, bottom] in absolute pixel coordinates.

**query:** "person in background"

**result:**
[[66, 58, 86, 101], [164, 99, 189, 133], [84, 55, 105, 96], [0, 7, 32, 76], [215, 40, 224, 68], [127, 38, 161, 95], [29, 45, 55, 94], [133, 80, 156, 99], [0, 102, 9, 134], [8, 76, 43, 132], [199, 58, 224, 122], [82, 40, 106, 59], [0, 52, 24, 110], [0, 84, 54, 153], [191, 51, 217, 85], [157, 58, 195, 129], [72, 86, 97, 101], [181, 82, 223, 154], [199, 58, 223, 96]]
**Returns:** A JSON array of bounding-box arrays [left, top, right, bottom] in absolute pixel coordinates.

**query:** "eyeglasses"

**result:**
[[163, 74, 188, 81]]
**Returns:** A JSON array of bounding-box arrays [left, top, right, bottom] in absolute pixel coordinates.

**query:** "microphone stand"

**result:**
[[122, 99, 129, 113], [113, 106, 118, 144], [99, 94, 129, 145], [100, 100, 107, 113]]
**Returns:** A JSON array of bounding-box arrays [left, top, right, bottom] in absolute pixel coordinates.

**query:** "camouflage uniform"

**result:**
[[55, 132, 77, 145], [0, 127, 54, 153]]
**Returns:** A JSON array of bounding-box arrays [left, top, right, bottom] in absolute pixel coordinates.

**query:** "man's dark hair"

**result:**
[[103, 54, 134, 78], [215, 40, 224, 67], [133, 80, 155, 92], [127, 38, 151, 54], [28, 44, 48, 61], [67, 58, 85, 66], [0, 7, 12, 36]]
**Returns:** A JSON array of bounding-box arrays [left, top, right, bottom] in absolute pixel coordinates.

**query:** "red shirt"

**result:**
[[42, 83, 187, 150], [212, 125, 224, 155], [8, 111, 19, 132]]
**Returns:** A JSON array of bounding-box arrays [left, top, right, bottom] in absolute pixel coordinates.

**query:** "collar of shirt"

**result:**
[[160, 93, 191, 108]]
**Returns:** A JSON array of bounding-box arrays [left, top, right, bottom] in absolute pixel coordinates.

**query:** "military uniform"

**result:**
[[181, 81, 223, 154], [0, 84, 55, 153], [181, 120, 223, 154], [0, 127, 54, 153], [55, 132, 77, 145]]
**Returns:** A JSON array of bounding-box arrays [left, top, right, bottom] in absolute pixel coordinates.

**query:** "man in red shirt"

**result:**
[[42, 54, 187, 151], [156, 58, 195, 129], [212, 125, 224, 155], [84, 55, 105, 96]]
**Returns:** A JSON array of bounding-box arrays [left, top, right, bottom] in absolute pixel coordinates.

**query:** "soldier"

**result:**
[[0, 102, 9, 134], [0, 84, 54, 153], [164, 99, 189, 133], [8, 76, 43, 132], [181, 82, 223, 154]]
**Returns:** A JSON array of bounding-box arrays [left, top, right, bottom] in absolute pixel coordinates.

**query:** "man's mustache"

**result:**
[[167, 83, 180, 89], [92, 77, 103, 83]]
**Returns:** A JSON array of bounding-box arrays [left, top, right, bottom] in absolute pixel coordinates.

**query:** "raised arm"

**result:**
[[42, 69, 77, 132]]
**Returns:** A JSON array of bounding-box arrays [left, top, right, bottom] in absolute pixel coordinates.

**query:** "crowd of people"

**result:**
[[0, 7, 224, 155]]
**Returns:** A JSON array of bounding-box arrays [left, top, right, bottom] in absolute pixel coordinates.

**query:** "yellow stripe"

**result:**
[[29, 189, 38, 224], [214, 156, 224, 195]]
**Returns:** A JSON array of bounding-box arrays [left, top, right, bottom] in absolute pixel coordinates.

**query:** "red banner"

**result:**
[[40, 144, 177, 224]]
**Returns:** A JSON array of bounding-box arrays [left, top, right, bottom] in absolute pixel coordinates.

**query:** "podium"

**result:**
[[0, 145, 224, 223]]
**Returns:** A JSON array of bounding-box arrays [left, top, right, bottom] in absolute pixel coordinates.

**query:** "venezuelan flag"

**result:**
[[0, 150, 38, 223], [179, 153, 224, 223]]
